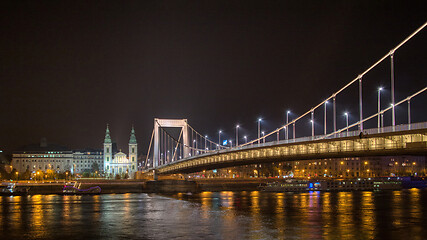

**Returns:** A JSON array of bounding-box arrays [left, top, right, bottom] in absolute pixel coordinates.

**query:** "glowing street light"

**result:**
[[244, 136, 247, 144], [324, 101, 328, 135], [310, 110, 314, 138], [344, 112, 349, 132], [236, 125, 240, 146], [261, 131, 265, 143], [218, 130, 222, 149], [378, 87, 383, 129], [258, 118, 262, 144], [286, 111, 290, 140]]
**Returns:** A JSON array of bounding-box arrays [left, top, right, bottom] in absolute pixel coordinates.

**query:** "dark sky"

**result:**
[[1, 0, 426, 155]]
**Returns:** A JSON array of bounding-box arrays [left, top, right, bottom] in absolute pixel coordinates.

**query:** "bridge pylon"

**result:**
[[153, 118, 189, 168]]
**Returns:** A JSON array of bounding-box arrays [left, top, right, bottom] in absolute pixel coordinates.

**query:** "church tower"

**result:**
[[129, 125, 138, 176], [104, 124, 112, 174]]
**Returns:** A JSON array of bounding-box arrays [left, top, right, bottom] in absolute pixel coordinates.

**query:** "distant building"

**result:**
[[291, 156, 426, 178], [71, 149, 103, 174], [11, 138, 73, 173], [103, 125, 138, 178]]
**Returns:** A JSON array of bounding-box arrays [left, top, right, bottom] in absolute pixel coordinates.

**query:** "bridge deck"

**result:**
[[149, 124, 427, 174]]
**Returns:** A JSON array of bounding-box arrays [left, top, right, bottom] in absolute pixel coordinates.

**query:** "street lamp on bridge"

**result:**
[[218, 130, 222, 149], [324, 101, 328, 135], [244, 136, 247, 144], [286, 111, 290, 140], [258, 118, 262, 145], [236, 124, 239, 146], [378, 87, 383, 130], [344, 112, 349, 133]]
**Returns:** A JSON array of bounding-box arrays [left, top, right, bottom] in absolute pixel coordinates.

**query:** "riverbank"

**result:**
[[2, 177, 426, 195], [0, 178, 270, 195]]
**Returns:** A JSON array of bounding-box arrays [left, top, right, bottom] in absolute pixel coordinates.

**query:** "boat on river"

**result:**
[[0, 183, 30, 196], [260, 178, 402, 192], [62, 182, 101, 195]]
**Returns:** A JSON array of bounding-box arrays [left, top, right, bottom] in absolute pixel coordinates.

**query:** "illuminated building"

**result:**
[[103, 125, 138, 178], [11, 138, 73, 173], [71, 149, 103, 174], [291, 156, 426, 178]]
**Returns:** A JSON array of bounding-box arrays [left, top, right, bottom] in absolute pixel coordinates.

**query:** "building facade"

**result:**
[[11, 139, 73, 173], [291, 156, 426, 178], [72, 149, 103, 174], [104, 125, 138, 178]]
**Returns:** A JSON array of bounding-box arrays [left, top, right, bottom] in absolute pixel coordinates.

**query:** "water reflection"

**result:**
[[1, 190, 427, 239]]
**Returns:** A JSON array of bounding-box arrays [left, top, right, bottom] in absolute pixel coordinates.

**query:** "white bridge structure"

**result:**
[[144, 22, 427, 177]]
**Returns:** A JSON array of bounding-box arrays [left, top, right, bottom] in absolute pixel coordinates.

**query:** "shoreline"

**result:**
[[1, 177, 426, 195]]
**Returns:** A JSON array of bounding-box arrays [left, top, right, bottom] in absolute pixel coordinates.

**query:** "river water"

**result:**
[[1, 190, 426, 239]]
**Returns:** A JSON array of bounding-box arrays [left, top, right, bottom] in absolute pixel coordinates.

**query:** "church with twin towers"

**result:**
[[103, 125, 138, 178]]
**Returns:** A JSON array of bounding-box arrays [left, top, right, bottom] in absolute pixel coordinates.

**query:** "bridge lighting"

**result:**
[[258, 118, 262, 144], [218, 131, 222, 149], [378, 88, 383, 130], [324, 101, 328, 135], [286, 111, 290, 140], [244, 136, 247, 144], [236, 125, 240, 146], [344, 112, 349, 132]]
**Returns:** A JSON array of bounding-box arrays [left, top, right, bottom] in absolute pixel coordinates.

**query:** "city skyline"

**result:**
[[1, 1, 427, 155]]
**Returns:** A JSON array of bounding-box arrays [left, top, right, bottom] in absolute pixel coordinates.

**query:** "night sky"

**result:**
[[1, 1, 426, 155]]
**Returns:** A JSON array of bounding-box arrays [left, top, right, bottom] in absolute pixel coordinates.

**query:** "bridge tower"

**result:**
[[153, 118, 189, 168]]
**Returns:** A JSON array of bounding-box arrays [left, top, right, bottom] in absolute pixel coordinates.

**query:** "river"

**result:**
[[1, 189, 426, 239]]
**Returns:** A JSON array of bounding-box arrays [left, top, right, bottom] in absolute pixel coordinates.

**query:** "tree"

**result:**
[[91, 162, 99, 173], [22, 169, 31, 180]]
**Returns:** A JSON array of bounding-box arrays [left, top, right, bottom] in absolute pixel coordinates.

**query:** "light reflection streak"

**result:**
[[30, 195, 47, 239], [409, 188, 421, 237], [274, 193, 285, 236], [337, 192, 354, 238], [200, 191, 212, 220], [361, 191, 375, 239], [392, 190, 402, 228], [249, 191, 262, 238]]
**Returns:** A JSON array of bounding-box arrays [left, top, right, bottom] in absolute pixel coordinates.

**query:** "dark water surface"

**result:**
[[1, 190, 427, 239]]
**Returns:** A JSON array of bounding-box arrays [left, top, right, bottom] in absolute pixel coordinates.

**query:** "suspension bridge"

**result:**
[[143, 22, 427, 178]]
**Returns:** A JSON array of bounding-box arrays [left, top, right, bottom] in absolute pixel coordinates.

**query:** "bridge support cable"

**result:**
[[144, 23, 427, 169], [186, 123, 229, 150], [322, 86, 427, 139], [144, 129, 155, 169], [236, 21, 427, 148]]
